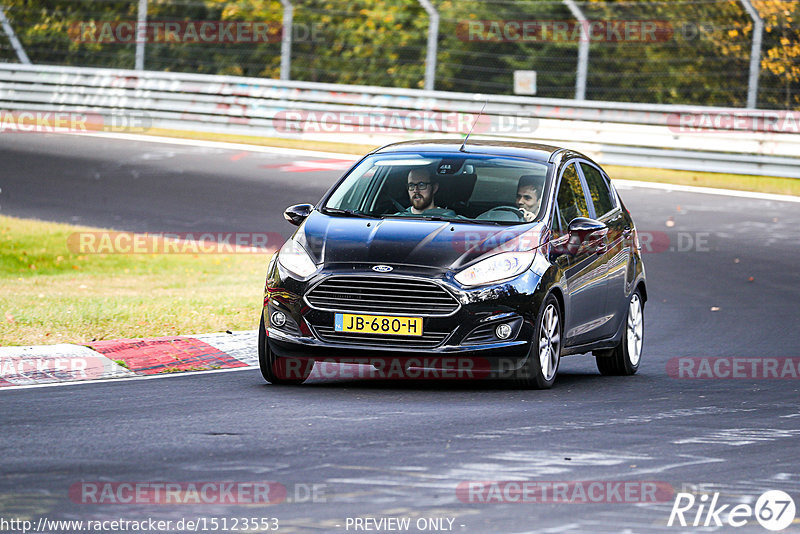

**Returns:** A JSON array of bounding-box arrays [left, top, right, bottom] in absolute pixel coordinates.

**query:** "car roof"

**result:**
[[371, 139, 565, 163]]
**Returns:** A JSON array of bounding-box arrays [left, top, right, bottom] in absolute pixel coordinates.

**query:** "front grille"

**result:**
[[305, 275, 460, 316], [268, 304, 302, 336], [313, 325, 449, 349], [462, 324, 498, 345], [271, 318, 302, 337], [462, 317, 523, 346]]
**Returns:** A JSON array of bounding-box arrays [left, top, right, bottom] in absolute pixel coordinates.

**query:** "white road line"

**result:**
[[0, 344, 134, 385], [72, 131, 363, 160], [614, 179, 800, 203]]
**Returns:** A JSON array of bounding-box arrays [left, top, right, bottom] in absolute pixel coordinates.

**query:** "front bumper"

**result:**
[[264, 262, 546, 370]]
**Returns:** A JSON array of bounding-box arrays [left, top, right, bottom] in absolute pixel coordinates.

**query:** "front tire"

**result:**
[[596, 290, 643, 376], [258, 314, 312, 385], [516, 294, 562, 389]]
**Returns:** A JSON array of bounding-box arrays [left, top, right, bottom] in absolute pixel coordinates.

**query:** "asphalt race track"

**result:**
[[2, 133, 799, 533]]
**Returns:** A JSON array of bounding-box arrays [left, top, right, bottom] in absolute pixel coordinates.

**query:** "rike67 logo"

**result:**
[[668, 490, 796, 531]]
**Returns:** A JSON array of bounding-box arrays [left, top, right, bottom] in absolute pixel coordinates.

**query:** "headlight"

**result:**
[[454, 251, 537, 287], [277, 239, 317, 279]]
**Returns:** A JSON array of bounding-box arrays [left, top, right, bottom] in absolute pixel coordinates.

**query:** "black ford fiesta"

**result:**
[[260, 140, 646, 388]]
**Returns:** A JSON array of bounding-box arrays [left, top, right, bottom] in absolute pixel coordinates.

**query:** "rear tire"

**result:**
[[258, 314, 312, 385], [596, 290, 643, 376], [515, 294, 562, 389]]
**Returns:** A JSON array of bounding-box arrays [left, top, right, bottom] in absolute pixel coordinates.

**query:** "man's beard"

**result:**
[[412, 193, 433, 210]]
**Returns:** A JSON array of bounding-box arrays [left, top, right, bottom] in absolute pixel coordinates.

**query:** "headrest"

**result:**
[[437, 172, 478, 208], [518, 174, 543, 193]]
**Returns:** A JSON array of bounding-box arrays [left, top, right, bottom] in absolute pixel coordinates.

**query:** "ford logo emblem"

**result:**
[[372, 265, 393, 272]]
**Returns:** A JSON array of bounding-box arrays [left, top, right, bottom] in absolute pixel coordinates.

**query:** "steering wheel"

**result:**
[[478, 206, 525, 221], [390, 197, 405, 211]]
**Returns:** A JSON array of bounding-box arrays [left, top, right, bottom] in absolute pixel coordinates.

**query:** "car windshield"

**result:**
[[323, 152, 549, 224]]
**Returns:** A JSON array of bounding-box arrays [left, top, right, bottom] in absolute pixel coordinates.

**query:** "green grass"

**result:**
[[0, 215, 268, 346]]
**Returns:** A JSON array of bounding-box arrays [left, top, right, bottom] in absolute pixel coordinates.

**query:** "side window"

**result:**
[[555, 163, 590, 230], [580, 163, 615, 218], [604, 174, 619, 210], [550, 204, 564, 238]]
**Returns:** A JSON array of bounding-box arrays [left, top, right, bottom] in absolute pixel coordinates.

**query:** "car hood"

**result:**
[[297, 211, 545, 270]]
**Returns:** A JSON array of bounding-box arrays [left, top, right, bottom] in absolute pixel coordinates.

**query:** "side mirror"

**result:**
[[283, 204, 314, 226], [568, 217, 606, 233], [568, 217, 608, 254]]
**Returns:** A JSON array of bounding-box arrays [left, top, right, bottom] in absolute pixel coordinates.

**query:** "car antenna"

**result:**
[[459, 100, 487, 152]]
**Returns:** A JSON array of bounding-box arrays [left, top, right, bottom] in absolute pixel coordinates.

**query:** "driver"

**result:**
[[516, 175, 542, 222], [397, 168, 457, 217]]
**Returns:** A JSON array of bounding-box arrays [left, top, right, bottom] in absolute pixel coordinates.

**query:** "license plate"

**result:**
[[334, 313, 423, 336]]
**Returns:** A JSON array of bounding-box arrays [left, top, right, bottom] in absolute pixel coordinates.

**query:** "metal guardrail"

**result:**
[[1, 63, 798, 178]]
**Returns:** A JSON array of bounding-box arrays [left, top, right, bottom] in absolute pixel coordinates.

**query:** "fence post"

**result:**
[[417, 0, 439, 90], [563, 0, 588, 100], [135, 0, 147, 70], [280, 0, 294, 80], [0, 6, 31, 64], [739, 0, 763, 108]]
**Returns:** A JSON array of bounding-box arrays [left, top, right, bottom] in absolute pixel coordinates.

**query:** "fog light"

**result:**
[[271, 311, 287, 327], [495, 323, 512, 340]]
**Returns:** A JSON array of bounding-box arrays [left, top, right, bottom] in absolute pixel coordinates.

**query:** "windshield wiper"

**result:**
[[322, 207, 378, 219], [405, 215, 513, 225]]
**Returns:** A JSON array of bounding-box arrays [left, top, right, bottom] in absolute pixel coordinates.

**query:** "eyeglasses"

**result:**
[[408, 181, 431, 191]]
